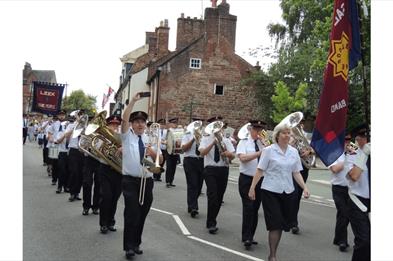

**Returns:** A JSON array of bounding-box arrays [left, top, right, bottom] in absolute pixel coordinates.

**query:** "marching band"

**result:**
[[25, 94, 371, 261]]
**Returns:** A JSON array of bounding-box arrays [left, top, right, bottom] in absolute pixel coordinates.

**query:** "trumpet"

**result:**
[[139, 123, 162, 205], [346, 142, 358, 154]]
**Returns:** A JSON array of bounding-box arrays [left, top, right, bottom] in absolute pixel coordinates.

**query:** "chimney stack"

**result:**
[[156, 19, 170, 56]]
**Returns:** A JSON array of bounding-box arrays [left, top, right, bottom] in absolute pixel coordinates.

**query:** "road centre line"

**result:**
[[188, 236, 264, 261], [151, 207, 263, 261], [173, 215, 191, 236]]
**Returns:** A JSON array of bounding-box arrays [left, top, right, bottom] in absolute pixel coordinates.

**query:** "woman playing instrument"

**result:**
[[121, 92, 163, 260], [248, 121, 310, 261]]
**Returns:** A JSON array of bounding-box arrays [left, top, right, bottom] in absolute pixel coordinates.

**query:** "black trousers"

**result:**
[[165, 153, 179, 184], [82, 156, 101, 210], [43, 135, 48, 164], [238, 173, 262, 242], [122, 175, 154, 251], [51, 158, 59, 183], [183, 157, 204, 211], [98, 163, 122, 227], [349, 195, 370, 261], [23, 127, 27, 144], [57, 152, 69, 190], [68, 148, 84, 195], [204, 166, 229, 228], [332, 185, 350, 245], [289, 166, 309, 228]]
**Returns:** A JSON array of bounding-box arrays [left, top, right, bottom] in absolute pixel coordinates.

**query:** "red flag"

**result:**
[[311, 0, 361, 166], [107, 86, 114, 98], [101, 93, 108, 109]]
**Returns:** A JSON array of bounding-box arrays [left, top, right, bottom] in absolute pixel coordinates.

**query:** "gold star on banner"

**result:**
[[328, 32, 350, 81]]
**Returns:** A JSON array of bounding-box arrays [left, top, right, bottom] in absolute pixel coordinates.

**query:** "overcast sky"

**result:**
[[3, 0, 282, 110]]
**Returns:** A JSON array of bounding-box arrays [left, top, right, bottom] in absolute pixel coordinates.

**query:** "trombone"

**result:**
[[139, 123, 162, 205]]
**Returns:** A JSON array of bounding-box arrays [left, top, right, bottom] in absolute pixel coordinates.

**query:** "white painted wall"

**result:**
[[130, 67, 149, 113]]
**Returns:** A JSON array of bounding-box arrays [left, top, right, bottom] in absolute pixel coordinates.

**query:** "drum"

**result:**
[[166, 128, 185, 155], [48, 144, 59, 159]]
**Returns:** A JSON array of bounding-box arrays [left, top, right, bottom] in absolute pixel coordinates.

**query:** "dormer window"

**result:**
[[189, 58, 202, 69]]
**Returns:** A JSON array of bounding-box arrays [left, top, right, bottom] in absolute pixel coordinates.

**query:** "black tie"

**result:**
[[214, 144, 220, 163], [254, 140, 260, 161], [195, 142, 200, 156], [138, 135, 145, 164]]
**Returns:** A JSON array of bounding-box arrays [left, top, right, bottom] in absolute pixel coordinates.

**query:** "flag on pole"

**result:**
[[101, 93, 108, 109], [310, 0, 361, 166], [107, 86, 114, 97]]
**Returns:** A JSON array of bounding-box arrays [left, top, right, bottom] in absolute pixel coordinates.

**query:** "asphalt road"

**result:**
[[24, 141, 354, 261]]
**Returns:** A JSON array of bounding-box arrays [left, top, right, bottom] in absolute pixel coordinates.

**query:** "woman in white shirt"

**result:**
[[249, 121, 310, 261]]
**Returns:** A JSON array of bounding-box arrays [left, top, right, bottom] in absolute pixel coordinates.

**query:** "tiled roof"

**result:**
[[32, 70, 57, 83]]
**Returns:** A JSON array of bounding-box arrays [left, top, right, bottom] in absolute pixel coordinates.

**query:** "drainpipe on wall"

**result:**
[[155, 68, 162, 122]]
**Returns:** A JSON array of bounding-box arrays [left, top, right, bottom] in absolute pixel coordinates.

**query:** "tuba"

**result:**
[[280, 112, 316, 168], [85, 111, 123, 174], [204, 120, 229, 164], [186, 120, 203, 145]]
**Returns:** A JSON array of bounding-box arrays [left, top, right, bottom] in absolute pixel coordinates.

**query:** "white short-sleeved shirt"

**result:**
[[47, 120, 61, 149], [55, 123, 68, 152], [181, 132, 202, 158], [257, 143, 303, 193], [236, 138, 265, 176], [160, 128, 167, 150], [121, 129, 160, 177], [66, 123, 79, 149], [199, 134, 235, 167], [328, 153, 349, 187], [347, 149, 370, 199]]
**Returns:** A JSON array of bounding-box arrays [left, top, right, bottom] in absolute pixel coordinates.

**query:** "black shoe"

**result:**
[[125, 250, 135, 259], [82, 209, 89, 215], [64, 188, 70, 193], [92, 208, 99, 215], [132, 246, 143, 255], [339, 243, 349, 252], [68, 195, 76, 202], [157, 178, 162, 181], [169, 183, 176, 187], [252, 240, 258, 245], [75, 195, 81, 200], [244, 240, 252, 250], [166, 183, 171, 188], [56, 188, 62, 194], [190, 209, 198, 218], [100, 226, 108, 234], [208, 226, 218, 234], [291, 226, 300, 234], [108, 225, 117, 232], [51, 181, 56, 185]]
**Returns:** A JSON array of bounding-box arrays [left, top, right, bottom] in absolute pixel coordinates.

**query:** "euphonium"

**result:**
[[85, 111, 122, 174], [186, 120, 203, 145], [72, 114, 89, 138], [204, 120, 229, 164], [280, 112, 316, 168]]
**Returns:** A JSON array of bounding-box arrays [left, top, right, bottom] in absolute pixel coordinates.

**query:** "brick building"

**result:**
[[147, 0, 260, 129], [22, 62, 57, 114]]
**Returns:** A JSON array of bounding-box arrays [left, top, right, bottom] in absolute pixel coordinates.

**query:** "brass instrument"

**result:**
[[85, 111, 123, 174], [280, 112, 316, 168], [346, 141, 358, 154], [140, 123, 162, 205], [72, 114, 89, 138], [204, 120, 229, 164], [78, 133, 101, 162], [167, 128, 185, 154], [186, 120, 203, 145], [238, 123, 271, 146]]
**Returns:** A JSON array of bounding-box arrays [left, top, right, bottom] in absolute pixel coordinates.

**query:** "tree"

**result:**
[[62, 89, 97, 115], [271, 81, 308, 123]]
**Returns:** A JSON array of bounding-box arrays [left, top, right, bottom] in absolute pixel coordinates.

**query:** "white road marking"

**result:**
[[173, 215, 191, 236], [310, 195, 323, 199], [311, 179, 331, 185], [151, 207, 174, 215], [188, 235, 264, 261]]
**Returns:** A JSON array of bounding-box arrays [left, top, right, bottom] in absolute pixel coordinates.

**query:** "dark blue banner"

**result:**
[[31, 81, 65, 115]]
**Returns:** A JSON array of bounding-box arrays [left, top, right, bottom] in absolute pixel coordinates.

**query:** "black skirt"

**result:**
[[261, 189, 294, 232]]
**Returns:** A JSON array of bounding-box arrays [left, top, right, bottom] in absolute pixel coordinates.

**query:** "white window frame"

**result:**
[[214, 84, 224, 96], [189, 58, 202, 69]]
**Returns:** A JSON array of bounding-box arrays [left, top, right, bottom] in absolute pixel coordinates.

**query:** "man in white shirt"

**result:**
[[165, 117, 181, 187], [236, 120, 266, 249], [154, 118, 167, 181], [328, 133, 354, 252], [347, 123, 370, 261], [121, 92, 163, 259], [181, 117, 205, 218], [199, 116, 235, 234]]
